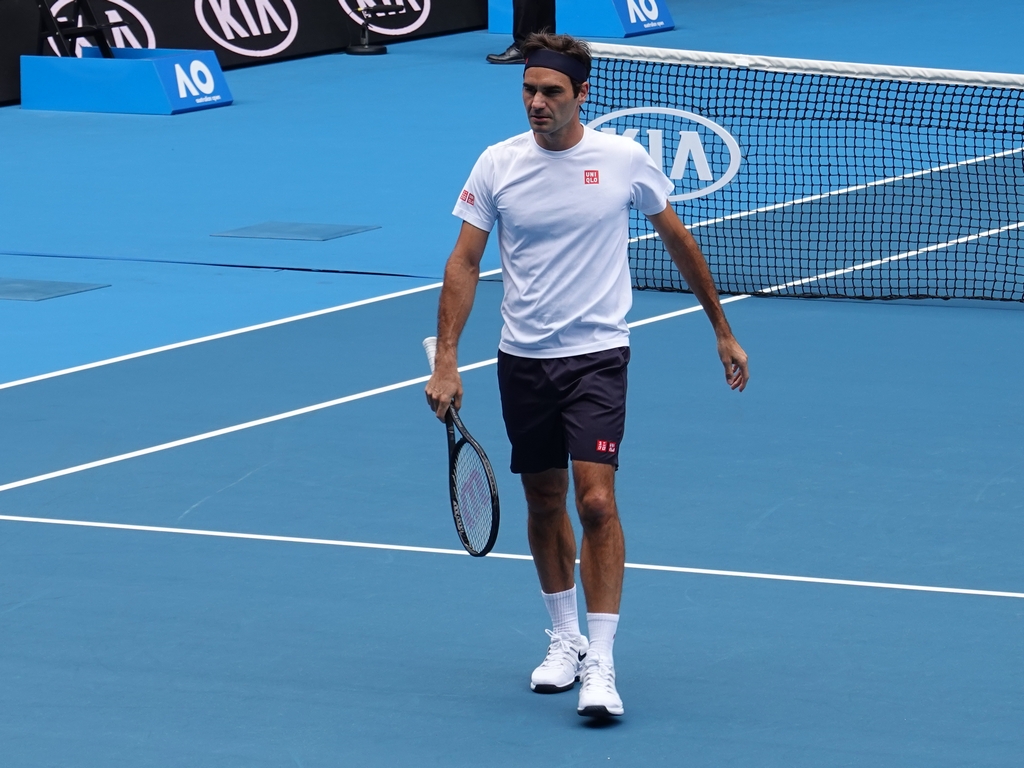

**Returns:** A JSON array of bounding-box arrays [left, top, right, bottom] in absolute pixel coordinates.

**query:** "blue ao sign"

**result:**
[[613, 0, 673, 36], [153, 50, 233, 113], [588, 107, 741, 201]]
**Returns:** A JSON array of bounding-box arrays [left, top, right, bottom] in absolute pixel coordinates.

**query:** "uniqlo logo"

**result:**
[[584, 170, 600, 185], [460, 189, 475, 205], [608, 441, 617, 454], [596, 440, 608, 453]]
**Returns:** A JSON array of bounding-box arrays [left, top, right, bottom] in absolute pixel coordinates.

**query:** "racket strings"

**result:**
[[452, 444, 494, 553]]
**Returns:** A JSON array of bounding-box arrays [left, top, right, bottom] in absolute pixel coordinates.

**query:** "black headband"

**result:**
[[524, 49, 590, 84]]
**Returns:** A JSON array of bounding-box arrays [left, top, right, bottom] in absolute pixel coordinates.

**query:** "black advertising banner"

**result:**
[[1, 0, 486, 104], [119, 0, 355, 69], [0, 0, 40, 103], [337, 1, 487, 43]]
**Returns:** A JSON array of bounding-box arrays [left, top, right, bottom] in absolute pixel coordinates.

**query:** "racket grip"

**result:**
[[423, 336, 437, 372]]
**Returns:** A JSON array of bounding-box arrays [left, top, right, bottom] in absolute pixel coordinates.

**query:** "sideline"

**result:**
[[0, 359, 494, 494], [1, 513, 1021, 601], [0, 288, 746, 495]]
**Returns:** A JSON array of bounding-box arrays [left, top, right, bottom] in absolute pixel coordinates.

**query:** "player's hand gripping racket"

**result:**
[[423, 336, 500, 557]]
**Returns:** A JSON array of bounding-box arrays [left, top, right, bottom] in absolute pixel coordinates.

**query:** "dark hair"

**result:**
[[521, 32, 592, 97]]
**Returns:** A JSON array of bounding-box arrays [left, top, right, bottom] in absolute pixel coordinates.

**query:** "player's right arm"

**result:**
[[425, 221, 490, 420]]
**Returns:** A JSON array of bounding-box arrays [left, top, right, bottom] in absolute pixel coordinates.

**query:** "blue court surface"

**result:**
[[2, 1, 1024, 765]]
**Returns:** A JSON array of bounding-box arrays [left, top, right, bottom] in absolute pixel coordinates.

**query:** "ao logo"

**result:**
[[175, 60, 217, 99], [339, 0, 430, 37], [195, 0, 298, 57], [47, 0, 155, 57], [588, 107, 741, 201], [626, 0, 661, 24]]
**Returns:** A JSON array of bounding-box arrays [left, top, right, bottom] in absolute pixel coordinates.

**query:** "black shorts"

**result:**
[[496, 347, 629, 474]]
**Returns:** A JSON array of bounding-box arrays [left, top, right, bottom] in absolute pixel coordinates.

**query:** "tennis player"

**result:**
[[425, 33, 748, 718]]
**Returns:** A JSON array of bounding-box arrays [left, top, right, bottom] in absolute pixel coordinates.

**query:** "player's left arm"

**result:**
[[647, 205, 749, 391]]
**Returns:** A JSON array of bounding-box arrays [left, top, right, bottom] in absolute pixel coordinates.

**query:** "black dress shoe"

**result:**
[[486, 44, 524, 64]]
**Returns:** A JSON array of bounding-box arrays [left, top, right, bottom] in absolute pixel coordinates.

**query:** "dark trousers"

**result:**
[[514, 0, 556, 44]]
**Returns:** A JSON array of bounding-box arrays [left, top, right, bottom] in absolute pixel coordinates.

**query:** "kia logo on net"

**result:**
[[48, 0, 155, 56], [196, 0, 299, 58], [588, 107, 741, 201], [339, 0, 431, 36]]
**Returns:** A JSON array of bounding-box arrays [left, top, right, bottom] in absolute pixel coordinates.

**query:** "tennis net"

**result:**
[[587, 43, 1024, 301]]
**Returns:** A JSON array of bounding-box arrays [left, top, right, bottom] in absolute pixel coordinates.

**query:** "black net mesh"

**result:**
[[586, 53, 1024, 300]]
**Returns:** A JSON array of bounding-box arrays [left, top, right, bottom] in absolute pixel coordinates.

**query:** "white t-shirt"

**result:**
[[453, 126, 674, 358]]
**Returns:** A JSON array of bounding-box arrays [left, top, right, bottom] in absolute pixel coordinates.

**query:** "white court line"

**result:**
[[0, 268, 502, 392], [620, 219, 1024, 322], [5, 145, 1018, 392], [1, 513, 1021, 600], [626, 293, 750, 327], [0, 295, 732, 494], [633, 145, 1024, 241], [0, 358, 495, 495], [1, 220, 1019, 497], [758, 220, 1024, 294]]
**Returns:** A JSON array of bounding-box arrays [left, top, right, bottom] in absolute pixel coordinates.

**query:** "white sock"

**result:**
[[586, 613, 619, 664], [542, 586, 581, 638]]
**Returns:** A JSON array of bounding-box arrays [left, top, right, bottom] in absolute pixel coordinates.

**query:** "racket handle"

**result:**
[[423, 336, 437, 372]]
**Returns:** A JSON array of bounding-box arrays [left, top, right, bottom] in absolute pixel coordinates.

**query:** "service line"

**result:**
[[0, 268, 501, 392], [1, 220, 1017, 497], [1, 513, 1021, 601]]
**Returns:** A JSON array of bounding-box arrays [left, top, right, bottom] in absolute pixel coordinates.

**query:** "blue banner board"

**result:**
[[147, 50, 233, 113], [21, 48, 232, 114], [614, 0, 674, 36], [557, 0, 674, 38]]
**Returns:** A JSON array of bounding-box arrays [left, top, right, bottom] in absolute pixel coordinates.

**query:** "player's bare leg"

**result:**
[[522, 468, 576, 593], [572, 461, 624, 613], [572, 460, 625, 717], [522, 468, 588, 693]]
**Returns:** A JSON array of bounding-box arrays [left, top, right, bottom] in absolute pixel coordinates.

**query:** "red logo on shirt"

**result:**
[[596, 440, 618, 454], [460, 189, 475, 205], [584, 170, 600, 185]]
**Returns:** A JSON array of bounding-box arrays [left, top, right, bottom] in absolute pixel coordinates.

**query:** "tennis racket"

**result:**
[[423, 336, 500, 557]]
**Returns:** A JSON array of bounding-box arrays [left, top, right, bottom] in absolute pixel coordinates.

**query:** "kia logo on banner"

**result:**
[[196, 0, 299, 57], [588, 107, 741, 201], [339, 0, 431, 36], [48, 0, 155, 56]]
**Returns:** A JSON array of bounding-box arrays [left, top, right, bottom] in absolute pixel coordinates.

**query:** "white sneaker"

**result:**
[[530, 630, 589, 693], [577, 652, 624, 717]]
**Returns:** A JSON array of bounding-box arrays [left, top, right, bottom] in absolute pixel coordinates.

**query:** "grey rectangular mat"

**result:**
[[0, 278, 110, 301], [211, 222, 380, 241]]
